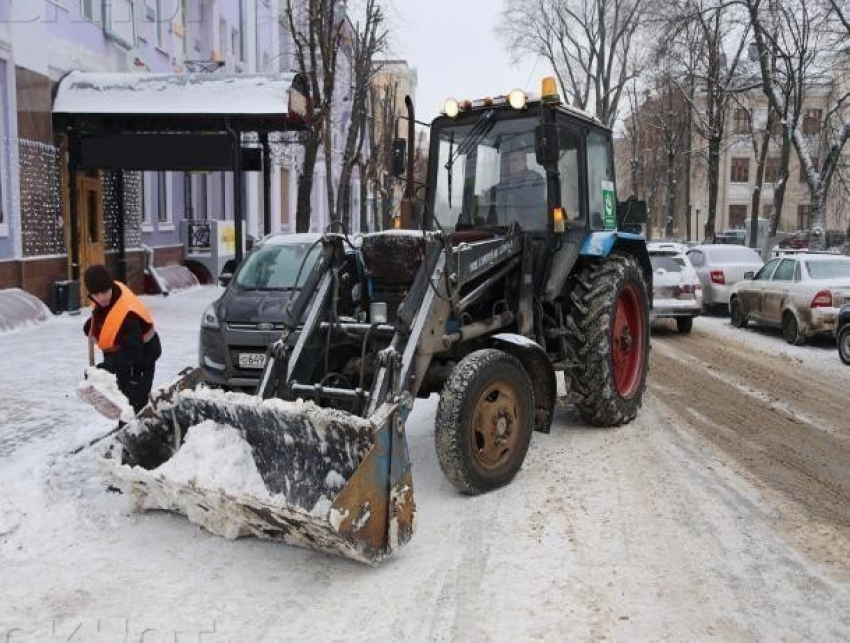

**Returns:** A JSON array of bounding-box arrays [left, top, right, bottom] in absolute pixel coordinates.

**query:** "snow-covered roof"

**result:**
[[53, 71, 305, 117]]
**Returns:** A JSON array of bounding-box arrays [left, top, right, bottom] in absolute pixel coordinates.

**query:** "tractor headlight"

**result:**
[[201, 304, 220, 329], [508, 89, 527, 110], [444, 97, 460, 118]]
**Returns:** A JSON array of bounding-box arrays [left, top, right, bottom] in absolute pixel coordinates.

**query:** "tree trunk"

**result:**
[[684, 82, 694, 242], [705, 134, 721, 242], [324, 117, 335, 227], [296, 133, 320, 232], [810, 183, 827, 251], [749, 120, 771, 248]]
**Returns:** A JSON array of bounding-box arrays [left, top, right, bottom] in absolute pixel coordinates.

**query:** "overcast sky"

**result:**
[[385, 0, 556, 123]]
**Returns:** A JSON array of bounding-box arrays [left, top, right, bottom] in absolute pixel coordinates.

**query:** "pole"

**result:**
[[68, 132, 80, 282], [261, 131, 271, 237], [229, 124, 244, 265]]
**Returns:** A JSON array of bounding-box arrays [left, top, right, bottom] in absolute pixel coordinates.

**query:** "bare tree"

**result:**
[[665, 0, 754, 242], [498, 0, 644, 127], [748, 0, 850, 251], [336, 0, 388, 228], [285, 0, 346, 232], [366, 81, 399, 230]]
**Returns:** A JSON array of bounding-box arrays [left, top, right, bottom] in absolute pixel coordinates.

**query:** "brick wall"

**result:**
[[0, 256, 67, 307], [1, 251, 149, 308]]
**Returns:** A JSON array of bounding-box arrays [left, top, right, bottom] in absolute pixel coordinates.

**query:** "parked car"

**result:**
[[838, 302, 850, 365], [647, 242, 702, 333], [199, 233, 323, 390], [686, 244, 764, 311], [729, 253, 850, 345], [714, 230, 746, 245]]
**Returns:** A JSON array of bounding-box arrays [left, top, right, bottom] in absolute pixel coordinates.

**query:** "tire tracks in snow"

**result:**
[[650, 332, 850, 581]]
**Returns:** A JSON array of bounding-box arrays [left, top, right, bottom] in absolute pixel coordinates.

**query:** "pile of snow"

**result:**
[[0, 288, 50, 333], [155, 420, 270, 499], [154, 265, 200, 293]]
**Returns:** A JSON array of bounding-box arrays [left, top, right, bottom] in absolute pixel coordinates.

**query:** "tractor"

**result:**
[[100, 78, 651, 564]]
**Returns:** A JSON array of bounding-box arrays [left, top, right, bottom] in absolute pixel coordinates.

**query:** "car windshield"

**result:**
[[650, 254, 685, 272], [433, 114, 547, 231], [707, 246, 761, 264], [805, 259, 850, 279], [234, 242, 320, 290]]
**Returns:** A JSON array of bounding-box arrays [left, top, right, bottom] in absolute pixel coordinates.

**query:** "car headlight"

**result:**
[[201, 304, 220, 329]]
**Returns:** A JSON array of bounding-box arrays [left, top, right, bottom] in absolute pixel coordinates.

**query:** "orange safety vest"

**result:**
[[94, 282, 155, 352]]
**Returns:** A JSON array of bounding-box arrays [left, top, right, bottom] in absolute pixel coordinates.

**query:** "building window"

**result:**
[[802, 109, 821, 136], [141, 172, 153, 227], [232, 28, 241, 65], [104, 0, 137, 48], [729, 204, 747, 229], [764, 157, 780, 183], [197, 174, 208, 220], [733, 109, 750, 135], [730, 157, 750, 183], [155, 0, 166, 48], [219, 18, 227, 57], [239, 0, 247, 61], [799, 157, 817, 182], [797, 204, 812, 230], [157, 172, 171, 224], [762, 203, 773, 219], [81, 0, 96, 21]]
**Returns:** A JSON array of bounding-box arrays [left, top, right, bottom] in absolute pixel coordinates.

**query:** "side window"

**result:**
[[586, 131, 615, 230], [557, 126, 584, 224], [688, 250, 703, 267], [772, 259, 796, 281], [755, 258, 780, 280]]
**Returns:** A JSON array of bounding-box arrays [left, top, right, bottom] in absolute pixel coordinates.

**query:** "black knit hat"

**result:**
[[84, 264, 114, 294]]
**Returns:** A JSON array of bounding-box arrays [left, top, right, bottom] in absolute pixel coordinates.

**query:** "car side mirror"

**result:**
[[218, 273, 233, 287], [391, 138, 407, 177], [744, 271, 755, 280], [618, 197, 647, 225], [534, 123, 559, 166]]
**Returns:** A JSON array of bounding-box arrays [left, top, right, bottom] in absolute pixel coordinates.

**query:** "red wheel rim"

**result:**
[[612, 282, 646, 398]]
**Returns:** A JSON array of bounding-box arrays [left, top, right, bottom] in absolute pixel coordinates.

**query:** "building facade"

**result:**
[[0, 0, 380, 305]]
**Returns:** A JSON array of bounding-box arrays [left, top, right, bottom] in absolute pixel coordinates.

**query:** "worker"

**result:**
[[82, 264, 162, 414], [487, 147, 546, 229]]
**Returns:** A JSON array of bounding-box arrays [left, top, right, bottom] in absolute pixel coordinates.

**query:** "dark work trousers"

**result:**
[[122, 333, 162, 413]]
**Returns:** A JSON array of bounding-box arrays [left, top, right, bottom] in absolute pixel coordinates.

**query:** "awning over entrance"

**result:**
[[53, 71, 309, 128], [52, 71, 310, 281]]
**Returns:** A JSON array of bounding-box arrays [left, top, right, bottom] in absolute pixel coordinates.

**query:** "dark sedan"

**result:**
[[199, 233, 321, 390]]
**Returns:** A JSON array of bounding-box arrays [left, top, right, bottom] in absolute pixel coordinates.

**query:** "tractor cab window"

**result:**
[[433, 115, 547, 231], [557, 127, 584, 225], [586, 130, 616, 230]]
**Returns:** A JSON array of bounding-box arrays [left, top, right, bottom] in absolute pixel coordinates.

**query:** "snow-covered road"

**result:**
[[1, 289, 849, 641]]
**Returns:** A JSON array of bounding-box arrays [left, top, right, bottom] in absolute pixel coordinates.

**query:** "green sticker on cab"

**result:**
[[601, 180, 616, 230]]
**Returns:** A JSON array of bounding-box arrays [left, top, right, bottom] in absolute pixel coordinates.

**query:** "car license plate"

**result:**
[[238, 353, 266, 369]]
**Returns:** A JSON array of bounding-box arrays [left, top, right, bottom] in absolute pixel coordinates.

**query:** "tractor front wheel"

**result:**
[[435, 350, 534, 495], [566, 253, 650, 427]]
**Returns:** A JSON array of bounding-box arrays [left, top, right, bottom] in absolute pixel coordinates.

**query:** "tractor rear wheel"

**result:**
[[435, 349, 534, 495], [565, 253, 650, 427]]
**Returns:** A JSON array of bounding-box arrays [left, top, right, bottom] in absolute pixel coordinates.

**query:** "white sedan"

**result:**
[[648, 242, 703, 333], [729, 253, 850, 344], [687, 244, 764, 310]]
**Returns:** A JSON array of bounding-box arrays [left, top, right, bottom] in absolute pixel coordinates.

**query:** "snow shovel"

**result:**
[[99, 377, 415, 564]]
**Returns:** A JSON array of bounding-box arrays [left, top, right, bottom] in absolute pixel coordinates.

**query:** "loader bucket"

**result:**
[[100, 383, 415, 564]]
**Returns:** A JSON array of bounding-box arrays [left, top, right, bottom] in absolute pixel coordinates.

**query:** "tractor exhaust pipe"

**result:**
[[399, 95, 417, 229]]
